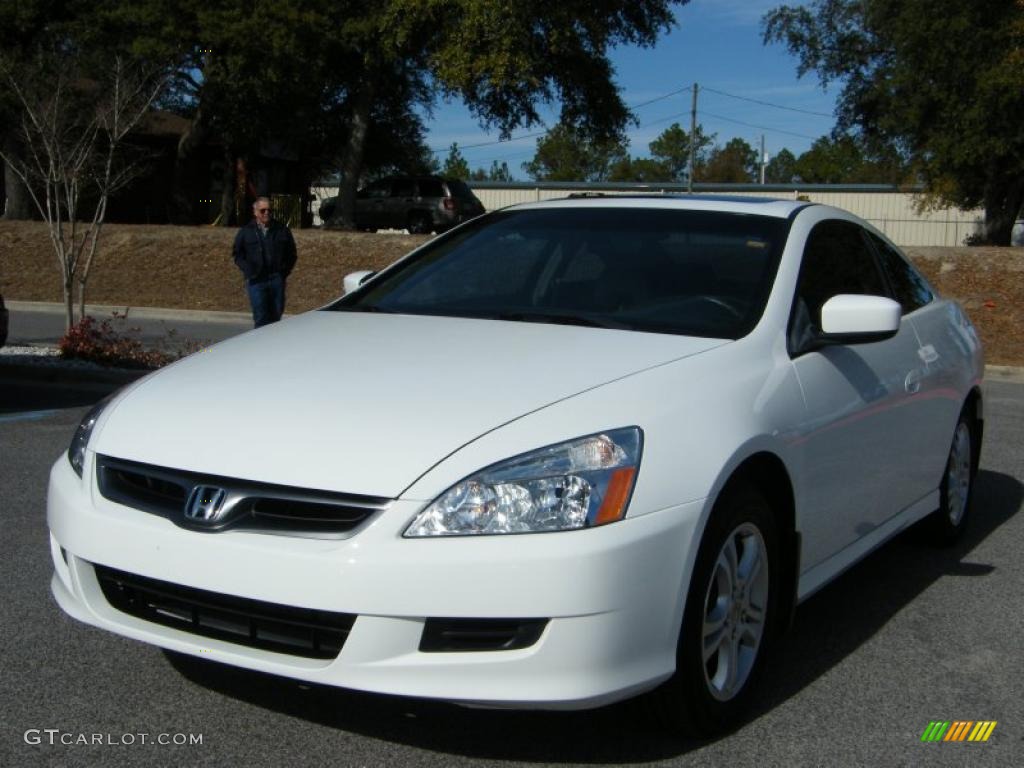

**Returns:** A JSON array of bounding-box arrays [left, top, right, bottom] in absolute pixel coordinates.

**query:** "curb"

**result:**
[[984, 365, 1024, 384], [7, 300, 257, 325]]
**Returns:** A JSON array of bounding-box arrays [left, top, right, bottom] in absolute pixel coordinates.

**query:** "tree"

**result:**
[[470, 160, 513, 181], [0, 52, 167, 328], [793, 134, 907, 184], [0, 0, 74, 220], [764, 147, 798, 184], [608, 156, 671, 182], [603, 123, 715, 183], [764, 0, 1024, 244], [523, 123, 629, 181], [442, 143, 471, 180], [487, 160, 512, 182], [324, 0, 682, 224], [647, 122, 714, 182], [698, 138, 759, 183]]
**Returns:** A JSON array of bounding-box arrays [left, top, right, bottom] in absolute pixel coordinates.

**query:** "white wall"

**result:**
[[468, 185, 983, 247]]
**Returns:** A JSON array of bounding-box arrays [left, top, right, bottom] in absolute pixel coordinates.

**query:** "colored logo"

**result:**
[[921, 721, 997, 742]]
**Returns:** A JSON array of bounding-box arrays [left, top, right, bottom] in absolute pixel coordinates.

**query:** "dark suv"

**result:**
[[319, 176, 485, 234]]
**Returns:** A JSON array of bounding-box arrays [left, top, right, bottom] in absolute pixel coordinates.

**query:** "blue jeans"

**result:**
[[247, 273, 286, 327]]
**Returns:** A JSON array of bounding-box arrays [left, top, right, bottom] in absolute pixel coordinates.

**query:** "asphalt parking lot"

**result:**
[[1, 377, 1021, 767]]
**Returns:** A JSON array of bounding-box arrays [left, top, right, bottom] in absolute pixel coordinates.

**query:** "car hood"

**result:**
[[93, 311, 726, 498]]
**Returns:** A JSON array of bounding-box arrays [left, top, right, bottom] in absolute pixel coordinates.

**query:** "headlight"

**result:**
[[404, 427, 642, 537], [68, 397, 111, 477]]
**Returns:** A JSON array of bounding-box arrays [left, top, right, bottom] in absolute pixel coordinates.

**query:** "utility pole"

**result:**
[[760, 135, 766, 185], [688, 82, 698, 194]]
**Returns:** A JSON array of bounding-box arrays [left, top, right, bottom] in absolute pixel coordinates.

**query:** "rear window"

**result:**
[[446, 180, 476, 199], [329, 208, 790, 339]]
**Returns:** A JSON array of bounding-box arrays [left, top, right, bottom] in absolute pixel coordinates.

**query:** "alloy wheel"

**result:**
[[702, 522, 770, 702]]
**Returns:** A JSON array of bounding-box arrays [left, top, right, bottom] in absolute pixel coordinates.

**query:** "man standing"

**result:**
[[232, 197, 297, 327]]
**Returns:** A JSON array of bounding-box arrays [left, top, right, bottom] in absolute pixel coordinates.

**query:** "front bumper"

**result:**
[[48, 454, 704, 709]]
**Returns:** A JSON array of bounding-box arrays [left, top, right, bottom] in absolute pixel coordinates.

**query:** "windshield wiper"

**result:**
[[495, 311, 630, 330]]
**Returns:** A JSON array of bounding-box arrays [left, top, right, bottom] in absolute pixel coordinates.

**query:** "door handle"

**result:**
[[905, 370, 922, 394]]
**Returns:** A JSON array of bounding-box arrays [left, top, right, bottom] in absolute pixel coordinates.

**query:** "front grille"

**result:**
[[419, 618, 548, 652], [96, 455, 390, 538], [95, 565, 355, 659]]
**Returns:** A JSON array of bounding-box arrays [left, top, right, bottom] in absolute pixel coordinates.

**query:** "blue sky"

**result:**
[[422, 0, 840, 177]]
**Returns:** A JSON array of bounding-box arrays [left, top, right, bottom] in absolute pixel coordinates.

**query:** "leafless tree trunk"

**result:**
[[0, 54, 166, 329]]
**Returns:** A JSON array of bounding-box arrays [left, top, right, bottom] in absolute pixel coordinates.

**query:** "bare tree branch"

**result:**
[[0, 51, 170, 328]]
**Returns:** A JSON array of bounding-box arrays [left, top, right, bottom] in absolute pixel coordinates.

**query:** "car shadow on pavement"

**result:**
[[165, 468, 1022, 763], [0, 377, 123, 414], [751, 468, 1021, 716]]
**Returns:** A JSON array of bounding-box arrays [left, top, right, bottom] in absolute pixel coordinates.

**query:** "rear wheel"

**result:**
[[652, 484, 779, 737], [927, 407, 978, 545], [407, 212, 432, 235]]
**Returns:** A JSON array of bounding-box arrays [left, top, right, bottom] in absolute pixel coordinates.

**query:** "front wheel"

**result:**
[[651, 485, 779, 737], [406, 212, 432, 235]]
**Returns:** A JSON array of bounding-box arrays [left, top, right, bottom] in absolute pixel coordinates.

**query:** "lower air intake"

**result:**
[[94, 564, 355, 660]]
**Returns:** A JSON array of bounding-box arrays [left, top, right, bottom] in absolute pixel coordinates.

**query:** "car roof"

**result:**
[[504, 194, 813, 219]]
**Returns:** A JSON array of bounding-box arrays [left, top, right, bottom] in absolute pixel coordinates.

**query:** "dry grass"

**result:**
[[0, 221, 429, 313], [1, 220, 1021, 365]]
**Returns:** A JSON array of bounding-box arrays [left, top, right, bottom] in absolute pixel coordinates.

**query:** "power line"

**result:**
[[430, 130, 547, 154], [628, 84, 694, 111], [701, 110, 820, 141], [433, 82, 829, 164], [701, 85, 833, 118], [429, 83, 697, 154], [634, 111, 690, 129]]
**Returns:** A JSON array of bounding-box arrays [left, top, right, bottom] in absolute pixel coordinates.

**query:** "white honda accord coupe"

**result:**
[[48, 196, 983, 736]]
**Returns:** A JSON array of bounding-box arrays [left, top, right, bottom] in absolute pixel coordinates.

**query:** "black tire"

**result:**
[[406, 212, 432, 235], [651, 484, 780, 737], [927, 406, 978, 545]]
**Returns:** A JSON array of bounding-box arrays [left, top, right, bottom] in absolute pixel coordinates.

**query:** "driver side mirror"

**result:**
[[343, 270, 375, 295], [818, 294, 901, 345]]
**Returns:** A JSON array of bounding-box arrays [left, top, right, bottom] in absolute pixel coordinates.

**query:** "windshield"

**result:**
[[328, 207, 790, 338]]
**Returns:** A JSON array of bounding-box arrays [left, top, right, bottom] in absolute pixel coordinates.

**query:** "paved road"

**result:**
[[1, 380, 1021, 767]]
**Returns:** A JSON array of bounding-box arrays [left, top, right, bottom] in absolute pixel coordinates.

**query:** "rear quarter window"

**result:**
[[446, 180, 476, 199], [418, 179, 445, 197], [868, 233, 934, 313]]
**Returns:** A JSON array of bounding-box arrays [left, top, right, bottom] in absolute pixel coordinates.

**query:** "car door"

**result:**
[[387, 178, 418, 229], [356, 180, 391, 229], [867, 231, 969, 495], [789, 219, 926, 571]]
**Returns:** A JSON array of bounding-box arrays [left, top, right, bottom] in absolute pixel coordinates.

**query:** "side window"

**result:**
[[794, 220, 888, 326], [868, 233, 933, 313], [392, 179, 417, 198], [418, 179, 445, 197], [789, 220, 889, 356], [364, 181, 390, 199]]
